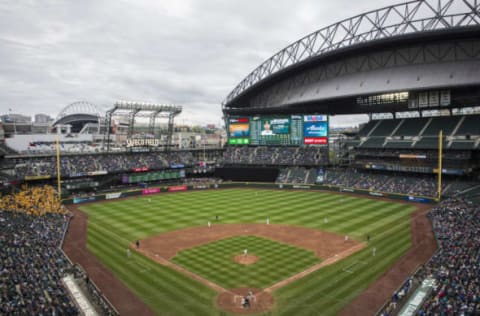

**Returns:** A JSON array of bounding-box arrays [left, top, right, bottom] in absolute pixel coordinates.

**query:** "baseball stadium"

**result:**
[[1, 1, 480, 315]]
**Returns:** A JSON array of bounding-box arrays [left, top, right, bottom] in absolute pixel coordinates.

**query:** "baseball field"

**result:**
[[77, 188, 419, 315]]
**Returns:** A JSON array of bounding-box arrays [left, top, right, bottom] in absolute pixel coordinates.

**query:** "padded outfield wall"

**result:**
[[62, 182, 435, 205]]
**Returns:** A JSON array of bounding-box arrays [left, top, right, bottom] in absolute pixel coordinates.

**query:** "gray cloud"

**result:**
[[0, 0, 397, 126]]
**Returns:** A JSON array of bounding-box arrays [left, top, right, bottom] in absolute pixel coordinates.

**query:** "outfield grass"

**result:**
[[80, 188, 417, 315], [172, 236, 320, 289]]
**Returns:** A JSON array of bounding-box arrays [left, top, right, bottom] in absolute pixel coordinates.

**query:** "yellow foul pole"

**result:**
[[56, 134, 62, 201], [437, 130, 443, 201]]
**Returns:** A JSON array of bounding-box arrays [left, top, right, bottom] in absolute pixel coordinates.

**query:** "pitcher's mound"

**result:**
[[234, 254, 259, 265]]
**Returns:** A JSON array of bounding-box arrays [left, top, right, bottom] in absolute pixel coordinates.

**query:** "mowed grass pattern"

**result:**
[[81, 188, 417, 315], [172, 236, 320, 289]]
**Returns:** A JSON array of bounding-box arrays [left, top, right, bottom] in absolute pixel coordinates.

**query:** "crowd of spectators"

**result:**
[[323, 169, 448, 197], [0, 209, 77, 314], [380, 197, 480, 315], [352, 149, 472, 160], [276, 167, 318, 184], [418, 197, 480, 314], [222, 146, 329, 166], [0, 186, 119, 315], [23, 142, 102, 155], [274, 168, 478, 197], [182, 177, 223, 187], [11, 151, 195, 179], [0, 185, 66, 215]]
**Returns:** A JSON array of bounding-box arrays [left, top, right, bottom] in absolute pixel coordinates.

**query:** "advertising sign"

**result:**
[[303, 115, 328, 145], [168, 185, 188, 192], [24, 175, 52, 180], [73, 196, 96, 204], [132, 167, 149, 172], [126, 138, 160, 147], [142, 188, 160, 195], [406, 196, 432, 203], [106, 192, 122, 200], [304, 137, 328, 145], [303, 122, 328, 137], [87, 170, 107, 176]]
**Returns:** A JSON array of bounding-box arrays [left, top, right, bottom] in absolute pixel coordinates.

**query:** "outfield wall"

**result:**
[[63, 182, 436, 205]]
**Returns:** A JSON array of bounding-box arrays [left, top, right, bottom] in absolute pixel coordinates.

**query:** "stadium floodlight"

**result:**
[[110, 101, 182, 114]]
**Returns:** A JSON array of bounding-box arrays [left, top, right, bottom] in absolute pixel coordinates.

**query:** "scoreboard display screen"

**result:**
[[303, 115, 328, 145], [228, 117, 250, 145], [227, 114, 328, 146]]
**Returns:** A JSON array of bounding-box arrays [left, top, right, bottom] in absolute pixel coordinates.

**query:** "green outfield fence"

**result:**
[[62, 182, 436, 205]]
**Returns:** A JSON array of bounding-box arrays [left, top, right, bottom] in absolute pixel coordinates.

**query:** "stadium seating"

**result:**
[[454, 114, 480, 136], [357, 120, 377, 137], [275, 167, 318, 184], [222, 146, 328, 166], [381, 197, 480, 315], [10, 151, 195, 179], [423, 116, 461, 136], [355, 114, 480, 152], [393, 118, 429, 137], [369, 119, 399, 137], [0, 199, 77, 315], [0, 186, 118, 315], [323, 169, 448, 197]]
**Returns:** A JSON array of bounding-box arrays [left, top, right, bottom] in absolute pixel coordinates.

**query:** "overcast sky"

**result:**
[[0, 0, 399, 128]]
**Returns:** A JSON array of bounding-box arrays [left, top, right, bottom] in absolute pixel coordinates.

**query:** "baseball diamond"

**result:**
[[62, 188, 434, 315]]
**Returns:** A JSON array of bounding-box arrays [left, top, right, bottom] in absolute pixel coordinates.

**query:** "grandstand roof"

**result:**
[[223, 0, 480, 115]]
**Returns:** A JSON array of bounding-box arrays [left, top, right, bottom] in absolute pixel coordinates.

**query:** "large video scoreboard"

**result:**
[[227, 114, 328, 146]]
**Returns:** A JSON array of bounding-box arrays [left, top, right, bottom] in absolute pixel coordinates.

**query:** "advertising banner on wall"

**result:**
[[142, 188, 160, 195], [132, 167, 149, 172], [73, 196, 96, 204], [406, 196, 433, 203], [168, 185, 188, 192], [24, 175, 52, 180], [87, 170, 108, 176], [106, 192, 122, 200]]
